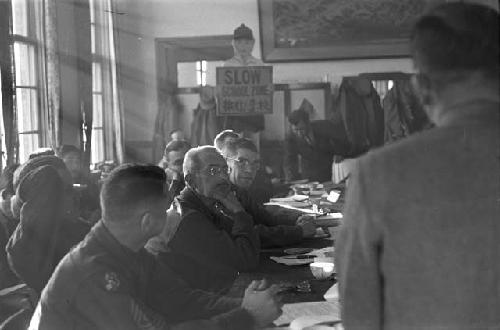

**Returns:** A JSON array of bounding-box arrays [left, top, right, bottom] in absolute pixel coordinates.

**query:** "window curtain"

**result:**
[[92, 0, 124, 164], [38, 0, 61, 150]]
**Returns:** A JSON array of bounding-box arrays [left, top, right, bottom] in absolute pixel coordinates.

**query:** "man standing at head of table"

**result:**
[[335, 3, 500, 330], [284, 108, 351, 183], [223, 24, 265, 151]]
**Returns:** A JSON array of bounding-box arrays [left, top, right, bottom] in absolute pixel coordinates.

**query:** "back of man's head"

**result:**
[[101, 164, 167, 223], [288, 109, 310, 126], [214, 130, 240, 151], [411, 3, 499, 82], [13, 155, 68, 191], [29, 148, 55, 159], [163, 140, 191, 159]]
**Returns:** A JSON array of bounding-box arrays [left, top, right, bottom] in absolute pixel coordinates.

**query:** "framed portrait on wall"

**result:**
[[258, 0, 444, 62]]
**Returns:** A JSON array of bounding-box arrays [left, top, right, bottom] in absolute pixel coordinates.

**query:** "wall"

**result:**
[[114, 0, 419, 162]]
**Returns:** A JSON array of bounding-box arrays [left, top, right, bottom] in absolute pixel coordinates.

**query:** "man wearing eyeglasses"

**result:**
[[224, 138, 317, 248], [155, 146, 261, 293]]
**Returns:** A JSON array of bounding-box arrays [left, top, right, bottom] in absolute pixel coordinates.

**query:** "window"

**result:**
[[0, 69, 5, 168], [11, 0, 41, 163], [90, 0, 105, 165], [372, 80, 394, 102], [196, 60, 207, 86]]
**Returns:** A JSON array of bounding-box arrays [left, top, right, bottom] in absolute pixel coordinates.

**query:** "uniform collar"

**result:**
[[91, 220, 144, 270]]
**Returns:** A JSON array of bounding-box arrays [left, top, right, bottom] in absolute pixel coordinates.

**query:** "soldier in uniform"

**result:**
[[29, 164, 281, 329]]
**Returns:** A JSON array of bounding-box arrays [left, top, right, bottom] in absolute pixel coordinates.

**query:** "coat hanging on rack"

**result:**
[[383, 79, 432, 143], [337, 77, 384, 157]]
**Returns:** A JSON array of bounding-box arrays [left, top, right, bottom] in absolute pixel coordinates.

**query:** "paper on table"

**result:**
[[323, 283, 339, 302], [327, 190, 341, 203], [273, 301, 341, 326], [290, 315, 342, 330]]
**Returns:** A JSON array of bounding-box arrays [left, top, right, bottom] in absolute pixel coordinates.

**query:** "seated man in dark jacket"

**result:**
[[29, 164, 281, 330], [56, 145, 100, 224], [0, 164, 20, 291], [153, 146, 260, 293], [7, 156, 90, 295], [284, 109, 351, 182], [157, 140, 191, 197], [224, 138, 316, 247]]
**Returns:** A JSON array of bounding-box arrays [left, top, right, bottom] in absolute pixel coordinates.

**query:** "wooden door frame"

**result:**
[[155, 35, 233, 138]]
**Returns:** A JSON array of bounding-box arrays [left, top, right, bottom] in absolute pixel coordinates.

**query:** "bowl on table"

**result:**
[[310, 261, 335, 280]]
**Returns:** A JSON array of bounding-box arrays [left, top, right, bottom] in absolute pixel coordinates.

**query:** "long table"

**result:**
[[227, 235, 336, 304]]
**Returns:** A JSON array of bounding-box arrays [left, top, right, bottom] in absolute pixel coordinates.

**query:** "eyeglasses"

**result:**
[[201, 165, 229, 177], [227, 157, 261, 170]]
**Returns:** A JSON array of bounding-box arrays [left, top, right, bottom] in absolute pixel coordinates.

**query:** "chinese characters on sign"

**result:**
[[216, 66, 273, 116]]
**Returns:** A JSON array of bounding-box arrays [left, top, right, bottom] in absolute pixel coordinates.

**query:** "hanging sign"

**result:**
[[216, 66, 273, 116]]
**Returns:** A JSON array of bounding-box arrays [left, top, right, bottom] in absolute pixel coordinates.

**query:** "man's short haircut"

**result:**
[[288, 109, 310, 126], [13, 155, 67, 190], [170, 129, 182, 136], [100, 164, 167, 223], [224, 138, 258, 158], [214, 130, 240, 151], [183, 146, 220, 176], [411, 3, 499, 81], [56, 145, 81, 158], [29, 148, 55, 159], [163, 140, 191, 159]]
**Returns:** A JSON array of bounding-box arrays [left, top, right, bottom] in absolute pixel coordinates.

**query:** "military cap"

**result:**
[[233, 24, 254, 40]]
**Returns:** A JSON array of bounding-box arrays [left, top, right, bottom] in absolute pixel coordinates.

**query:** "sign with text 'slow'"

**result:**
[[216, 66, 273, 116]]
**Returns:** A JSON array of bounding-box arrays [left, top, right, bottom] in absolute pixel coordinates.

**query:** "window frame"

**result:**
[[11, 0, 43, 163], [89, 0, 105, 166]]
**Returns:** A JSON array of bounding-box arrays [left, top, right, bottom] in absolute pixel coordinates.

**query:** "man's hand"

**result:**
[[299, 221, 317, 238], [242, 280, 282, 328], [212, 190, 244, 214], [296, 214, 315, 225]]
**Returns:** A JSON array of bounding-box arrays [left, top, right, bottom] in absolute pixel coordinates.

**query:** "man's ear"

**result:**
[[185, 173, 195, 189], [140, 212, 156, 236], [140, 212, 150, 233]]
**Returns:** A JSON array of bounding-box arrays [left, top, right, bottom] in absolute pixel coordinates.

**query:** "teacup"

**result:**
[[310, 262, 335, 280]]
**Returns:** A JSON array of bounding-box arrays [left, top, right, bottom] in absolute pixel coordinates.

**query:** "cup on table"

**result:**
[[310, 261, 335, 280]]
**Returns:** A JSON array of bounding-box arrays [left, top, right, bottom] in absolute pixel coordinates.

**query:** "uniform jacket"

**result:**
[[285, 120, 351, 182], [159, 187, 260, 293], [335, 100, 500, 330], [31, 221, 254, 330]]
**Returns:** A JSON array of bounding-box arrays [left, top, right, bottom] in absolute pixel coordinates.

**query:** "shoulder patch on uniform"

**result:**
[[104, 271, 120, 291]]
